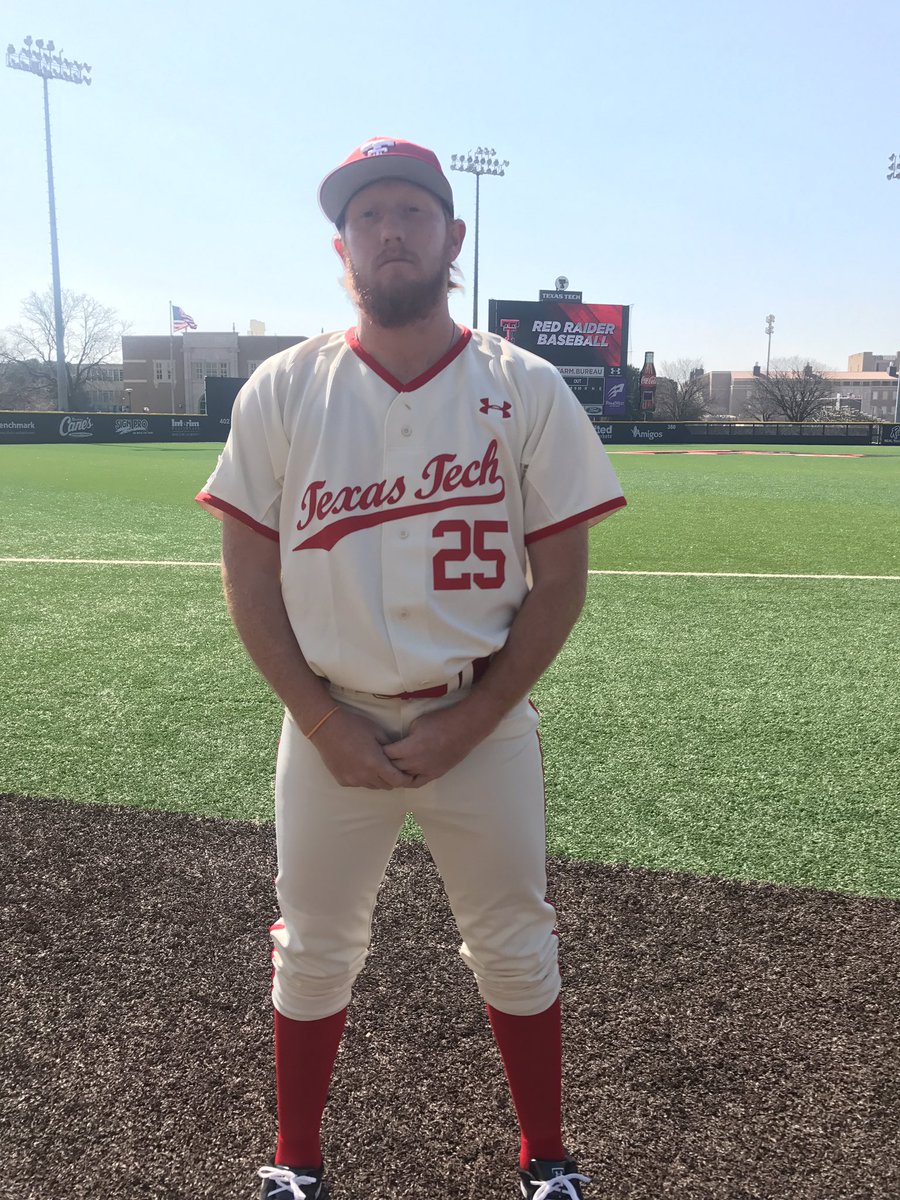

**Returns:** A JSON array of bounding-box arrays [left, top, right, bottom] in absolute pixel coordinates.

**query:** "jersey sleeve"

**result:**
[[195, 367, 289, 541], [521, 371, 625, 544]]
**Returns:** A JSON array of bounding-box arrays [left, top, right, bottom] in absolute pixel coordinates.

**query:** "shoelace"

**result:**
[[257, 1165, 320, 1198], [526, 1171, 591, 1200]]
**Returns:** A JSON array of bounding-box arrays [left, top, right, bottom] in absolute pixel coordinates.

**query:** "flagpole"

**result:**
[[168, 300, 175, 412]]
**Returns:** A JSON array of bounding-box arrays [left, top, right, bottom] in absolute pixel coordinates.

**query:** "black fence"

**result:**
[[872, 423, 900, 447], [0, 411, 228, 445], [588, 421, 895, 446], [1, 409, 897, 448]]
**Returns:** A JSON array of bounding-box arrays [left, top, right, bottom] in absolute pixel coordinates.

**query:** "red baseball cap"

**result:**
[[318, 137, 454, 225]]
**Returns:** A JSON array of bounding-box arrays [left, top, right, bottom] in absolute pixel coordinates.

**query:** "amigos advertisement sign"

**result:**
[[487, 298, 629, 411]]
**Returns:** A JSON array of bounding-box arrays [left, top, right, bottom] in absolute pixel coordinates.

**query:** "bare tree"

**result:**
[[740, 379, 782, 421], [0, 354, 55, 410], [622, 364, 643, 419], [770, 356, 829, 374], [746, 360, 832, 423], [820, 404, 882, 424], [2, 289, 128, 407], [657, 357, 708, 420]]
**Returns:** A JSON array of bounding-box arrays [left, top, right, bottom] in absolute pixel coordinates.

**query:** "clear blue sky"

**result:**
[[2, 0, 898, 372]]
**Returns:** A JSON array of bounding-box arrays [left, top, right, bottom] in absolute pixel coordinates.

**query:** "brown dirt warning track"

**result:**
[[2, 793, 899, 1200]]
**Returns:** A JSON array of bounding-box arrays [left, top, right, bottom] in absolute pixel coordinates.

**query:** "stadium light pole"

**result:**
[[450, 147, 509, 329], [765, 313, 775, 376], [6, 35, 92, 412]]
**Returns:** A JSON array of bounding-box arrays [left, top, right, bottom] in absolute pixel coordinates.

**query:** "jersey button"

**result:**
[[401, 425, 412, 436], [399, 528, 409, 539], [399, 609, 409, 619]]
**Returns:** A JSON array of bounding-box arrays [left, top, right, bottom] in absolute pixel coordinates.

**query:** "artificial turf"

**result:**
[[0, 443, 221, 562], [1, 442, 899, 574], [1, 443, 898, 898], [540, 574, 899, 897], [601, 446, 900, 575]]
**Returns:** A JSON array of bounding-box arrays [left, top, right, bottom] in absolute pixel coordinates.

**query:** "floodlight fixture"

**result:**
[[450, 145, 510, 328]]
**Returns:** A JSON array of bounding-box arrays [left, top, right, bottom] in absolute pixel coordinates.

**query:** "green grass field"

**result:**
[[2, 442, 898, 898]]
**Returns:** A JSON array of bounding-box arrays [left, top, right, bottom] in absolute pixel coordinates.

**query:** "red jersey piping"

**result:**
[[346, 326, 472, 392], [524, 495, 627, 545], [195, 491, 280, 542]]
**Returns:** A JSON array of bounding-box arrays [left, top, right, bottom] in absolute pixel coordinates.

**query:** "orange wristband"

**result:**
[[304, 705, 340, 740]]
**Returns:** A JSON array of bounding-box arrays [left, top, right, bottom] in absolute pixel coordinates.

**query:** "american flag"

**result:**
[[172, 304, 197, 332]]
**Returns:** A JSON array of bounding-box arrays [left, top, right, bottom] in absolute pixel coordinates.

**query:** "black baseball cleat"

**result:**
[[518, 1157, 590, 1199], [257, 1163, 328, 1199]]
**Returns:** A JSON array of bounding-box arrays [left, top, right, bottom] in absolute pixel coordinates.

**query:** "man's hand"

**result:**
[[382, 700, 493, 787], [309, 707, 413, 790]]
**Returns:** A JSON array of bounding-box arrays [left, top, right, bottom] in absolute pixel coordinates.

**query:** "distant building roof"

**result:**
[[729, 370, 893, 381]]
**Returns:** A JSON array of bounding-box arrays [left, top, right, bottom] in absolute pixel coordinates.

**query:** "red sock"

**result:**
[[487, 997, 566, 1168], [273, 1006, 347, 1168]]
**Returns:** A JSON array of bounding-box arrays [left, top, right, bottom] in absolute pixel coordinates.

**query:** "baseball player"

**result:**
[[197, 137, 625, 1200]]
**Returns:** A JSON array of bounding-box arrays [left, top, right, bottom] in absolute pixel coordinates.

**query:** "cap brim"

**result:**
[[318, 156, 454, 224]]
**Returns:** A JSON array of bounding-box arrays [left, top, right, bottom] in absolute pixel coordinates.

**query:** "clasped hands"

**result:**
[[307, 702, 491, 790]]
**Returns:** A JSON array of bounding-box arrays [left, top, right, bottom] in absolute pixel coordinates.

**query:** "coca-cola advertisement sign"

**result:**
[[639, 351, 657, 412]]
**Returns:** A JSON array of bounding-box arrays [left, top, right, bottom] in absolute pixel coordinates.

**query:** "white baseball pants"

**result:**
[[269, 684, 560, 1021]]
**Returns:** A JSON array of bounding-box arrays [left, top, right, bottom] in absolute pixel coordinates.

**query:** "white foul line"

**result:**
[[0, 557, 897, 581], [588, 569, 900, 581], [0, 557, 219, 567]]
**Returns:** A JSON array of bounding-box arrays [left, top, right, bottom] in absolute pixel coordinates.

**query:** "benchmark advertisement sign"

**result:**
[[488, 299, 629, 407]]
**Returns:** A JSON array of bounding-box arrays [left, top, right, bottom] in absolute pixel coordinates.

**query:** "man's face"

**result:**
[[335, 180, 465, 328]]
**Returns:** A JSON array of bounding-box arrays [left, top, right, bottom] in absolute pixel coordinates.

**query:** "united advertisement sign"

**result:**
[[488, 299, 629, 406]]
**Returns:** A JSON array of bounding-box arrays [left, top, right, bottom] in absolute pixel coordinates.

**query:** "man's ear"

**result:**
[[448, 218, 466, 262], [333, 234, 346, 263]]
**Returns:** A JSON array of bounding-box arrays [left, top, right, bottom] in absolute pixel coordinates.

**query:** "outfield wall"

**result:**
[[0, 410, 897, 447], [0, 412, 229, 445], [590, 421, 898, 446]]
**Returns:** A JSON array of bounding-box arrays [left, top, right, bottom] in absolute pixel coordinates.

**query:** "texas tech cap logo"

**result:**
[[361, 138, 396, 156]]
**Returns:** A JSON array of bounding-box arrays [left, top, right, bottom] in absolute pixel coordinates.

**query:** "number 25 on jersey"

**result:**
[[432, 519, 508, 591]]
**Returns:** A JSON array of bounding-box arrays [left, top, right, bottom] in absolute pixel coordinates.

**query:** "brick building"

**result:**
[[120, 330, 306, 414]]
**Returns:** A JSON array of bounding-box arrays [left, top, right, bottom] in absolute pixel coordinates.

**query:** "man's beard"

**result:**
[[345, 260, 447, 329]]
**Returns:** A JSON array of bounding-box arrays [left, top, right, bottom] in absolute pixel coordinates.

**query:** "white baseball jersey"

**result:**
[[197, 327, 625, 694]]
